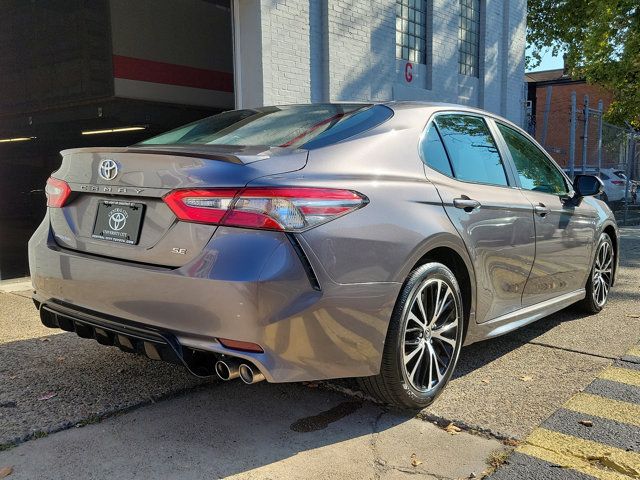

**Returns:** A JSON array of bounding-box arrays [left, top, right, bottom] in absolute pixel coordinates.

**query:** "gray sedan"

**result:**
[[29, 102, 618, 408]]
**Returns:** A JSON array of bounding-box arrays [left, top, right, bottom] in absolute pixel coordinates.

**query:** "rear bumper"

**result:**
[[28, 217, 400, 382]]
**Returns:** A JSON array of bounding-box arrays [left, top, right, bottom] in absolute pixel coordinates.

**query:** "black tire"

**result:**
[[358, 262, 465, 408], [578, 233, 614, 313]]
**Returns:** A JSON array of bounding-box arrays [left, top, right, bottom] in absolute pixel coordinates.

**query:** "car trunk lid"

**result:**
[[49, 146, 307, 267]]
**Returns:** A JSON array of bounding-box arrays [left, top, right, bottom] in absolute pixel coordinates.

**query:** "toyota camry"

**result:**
[[29, 103, 618, 407]]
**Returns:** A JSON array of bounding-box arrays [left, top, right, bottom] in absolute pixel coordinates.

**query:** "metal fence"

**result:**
[[531, 90, 639, 225]]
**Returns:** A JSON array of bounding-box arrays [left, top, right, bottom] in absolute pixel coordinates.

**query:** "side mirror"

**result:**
[[574, 174, 604, 197]]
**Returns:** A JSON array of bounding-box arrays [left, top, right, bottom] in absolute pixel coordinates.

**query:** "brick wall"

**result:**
[[259, 0, 313, 104], [534, 82, 614, 168]]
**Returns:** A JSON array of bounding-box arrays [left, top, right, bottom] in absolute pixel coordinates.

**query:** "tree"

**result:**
[[527, 0, 640, 128]]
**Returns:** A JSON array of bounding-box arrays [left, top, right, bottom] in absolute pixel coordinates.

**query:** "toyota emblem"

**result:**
[[108, 210, 127, 231], [98, 159, 119, 180]]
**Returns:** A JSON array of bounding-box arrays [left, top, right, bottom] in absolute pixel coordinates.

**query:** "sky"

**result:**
[[525, 46, 565, 72]]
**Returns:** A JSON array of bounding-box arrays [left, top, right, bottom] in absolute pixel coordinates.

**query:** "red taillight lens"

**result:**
[[611, 180, 624, 186], [162, 188, 239, 223], [163, 187, 367, 232], [45, 177, 71, 208]]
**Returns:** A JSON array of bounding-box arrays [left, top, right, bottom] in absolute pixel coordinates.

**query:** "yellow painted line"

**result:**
[[518, 428, 640, 480], [626, 345, 640, 358], [563, 393, 640, 427], [599, 366, 640, 388]]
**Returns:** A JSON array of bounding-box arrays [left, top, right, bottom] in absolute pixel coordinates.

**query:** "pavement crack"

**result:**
[[369, 408, 388, 480], [385, 464, 453, 479], [527, 341, 618, 361], [417, 411, 518, 443]]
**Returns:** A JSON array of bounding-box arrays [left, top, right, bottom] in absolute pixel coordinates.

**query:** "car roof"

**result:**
[[268, 101, 519, 130], [380, 101, 517, 127]]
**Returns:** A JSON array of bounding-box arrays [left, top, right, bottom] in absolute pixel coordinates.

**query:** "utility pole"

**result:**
[[623, 127, 637, 226], [569, 92, 577, 178], [597, 100, 603, 174], [582, 95, 589, 174], [541, 86, 552, 147]]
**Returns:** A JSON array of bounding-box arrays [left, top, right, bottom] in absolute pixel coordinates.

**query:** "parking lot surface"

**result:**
[[0, 226, 639, 479]]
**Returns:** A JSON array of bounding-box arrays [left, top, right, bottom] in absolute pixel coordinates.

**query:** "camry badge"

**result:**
[[98, 159, 119, 180]]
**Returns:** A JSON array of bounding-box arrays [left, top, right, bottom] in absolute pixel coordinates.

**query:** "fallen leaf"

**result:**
[[0, 466, 13, 478], [625, 314, 640, 318], [56, 357, 65, 363], [503, 438, 519, 447], [410, 453, 422, 467], [578, 420, 593, 427], [481, 379, 490, 384], [520, 376, 533, 382], [38, 392, 57, 401], [469, 473, 477, 479], [38, 338, 50, 343], [303, 382, 319, 388], [444, 423, 462, 434]]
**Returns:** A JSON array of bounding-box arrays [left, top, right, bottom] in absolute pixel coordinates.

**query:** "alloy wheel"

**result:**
[[592, 240, 613, 307], [402, 278, 459, 392]]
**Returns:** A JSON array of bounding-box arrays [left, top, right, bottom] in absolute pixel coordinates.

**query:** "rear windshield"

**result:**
[[138, 104, 393, 150]]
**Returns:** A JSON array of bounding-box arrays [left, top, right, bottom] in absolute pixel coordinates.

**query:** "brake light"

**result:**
[[163, 187, 367, 232], [45, 177, 71, 208], [611, 180, 624, 186], [162, 188, 238, 224]]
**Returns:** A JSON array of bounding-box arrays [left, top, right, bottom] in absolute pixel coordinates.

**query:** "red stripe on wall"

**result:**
[[112, 55, 233, 93]]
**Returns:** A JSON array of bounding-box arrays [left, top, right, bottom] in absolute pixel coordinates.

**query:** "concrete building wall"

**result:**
[[504, 0, 527, 123], [235, 0, 526, 125]]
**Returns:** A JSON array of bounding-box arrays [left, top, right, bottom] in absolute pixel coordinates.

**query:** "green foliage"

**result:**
[[527, 0, 640, 128]]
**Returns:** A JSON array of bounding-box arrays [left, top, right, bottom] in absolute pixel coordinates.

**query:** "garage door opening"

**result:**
[[0, 0, 234, 279]]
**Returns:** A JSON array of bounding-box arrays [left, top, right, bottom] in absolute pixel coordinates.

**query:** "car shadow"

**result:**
[[452, 307, 588, 379]]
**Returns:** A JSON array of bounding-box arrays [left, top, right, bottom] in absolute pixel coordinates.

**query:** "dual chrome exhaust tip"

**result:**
[[215, 358, 265, 384]]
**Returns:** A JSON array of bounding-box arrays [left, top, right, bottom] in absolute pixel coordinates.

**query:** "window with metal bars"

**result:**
[[395, 0, 427, 64], [458, 0, 480, 76]]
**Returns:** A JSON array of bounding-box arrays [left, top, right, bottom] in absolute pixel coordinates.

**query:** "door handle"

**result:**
[[453, 197, 481, 212], [534, 203, 550, 217]]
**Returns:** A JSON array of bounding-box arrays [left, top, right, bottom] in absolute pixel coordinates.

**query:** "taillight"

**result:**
[[45, 177, 71, 208], [163, 187, 367, 232], [611, 180, 624, 186], [162, 188, 238, 224]]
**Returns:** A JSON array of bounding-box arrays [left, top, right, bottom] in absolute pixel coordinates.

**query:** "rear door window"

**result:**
[[496, 123, 568, 195], [434, 114, 508, 186]]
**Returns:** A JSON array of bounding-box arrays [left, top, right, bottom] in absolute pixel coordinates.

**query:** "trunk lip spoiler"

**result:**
[[60, 145, 307, 165]]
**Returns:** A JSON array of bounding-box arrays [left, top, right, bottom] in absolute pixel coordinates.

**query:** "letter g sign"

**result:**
[[405, 62, 413, 83]]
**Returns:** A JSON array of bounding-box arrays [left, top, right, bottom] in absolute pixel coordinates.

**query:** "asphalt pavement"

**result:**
[[0, 226, 638, 479], [489, 344, 640, 479]]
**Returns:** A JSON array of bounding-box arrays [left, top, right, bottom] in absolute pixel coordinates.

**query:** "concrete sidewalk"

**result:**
[[0, 382, 502, 480]]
